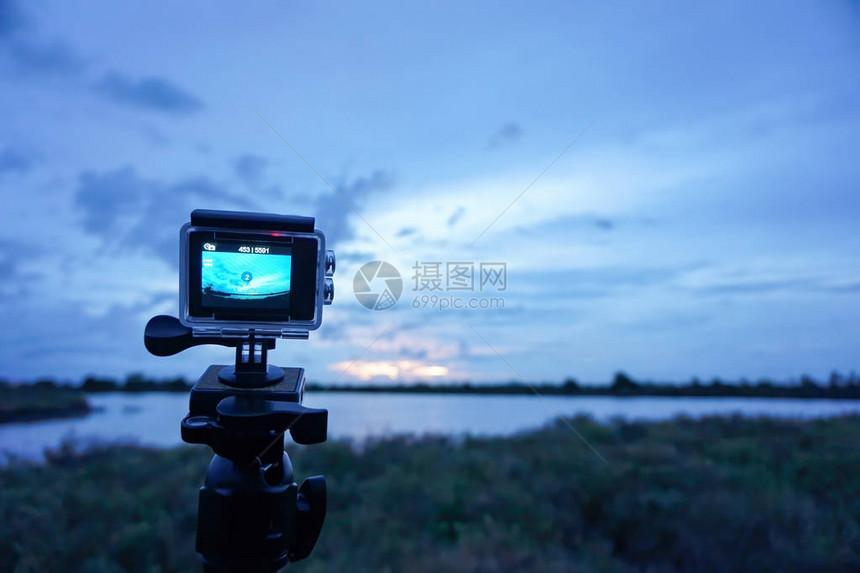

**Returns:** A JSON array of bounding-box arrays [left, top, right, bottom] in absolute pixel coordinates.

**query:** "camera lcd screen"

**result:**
[[201, 242, 292, 310], [190, 234, 295, 319], [187, 230, 319, 323]]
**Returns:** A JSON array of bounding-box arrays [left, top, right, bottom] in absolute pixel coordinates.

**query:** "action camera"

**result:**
[[179, 209, 335, 339], [145, 209, 335, 571]]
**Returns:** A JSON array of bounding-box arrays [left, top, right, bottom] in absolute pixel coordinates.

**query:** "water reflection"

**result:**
[[2, 392, 860, 461]]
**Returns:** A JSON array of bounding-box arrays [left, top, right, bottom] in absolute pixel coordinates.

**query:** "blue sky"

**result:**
[[0, 0, 858, 384]]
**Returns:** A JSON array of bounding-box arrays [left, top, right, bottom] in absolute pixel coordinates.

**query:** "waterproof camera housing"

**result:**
[[179, 209, 334, 339]]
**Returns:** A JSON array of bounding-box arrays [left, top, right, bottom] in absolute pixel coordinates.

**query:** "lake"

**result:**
[[2, 392, 860, 461]]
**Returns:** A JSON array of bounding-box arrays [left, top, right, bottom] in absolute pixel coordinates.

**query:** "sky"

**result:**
[[0, 0, 858, 385]]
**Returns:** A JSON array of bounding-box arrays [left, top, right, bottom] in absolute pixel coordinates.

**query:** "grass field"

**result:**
[[1, 414, 859, 572]]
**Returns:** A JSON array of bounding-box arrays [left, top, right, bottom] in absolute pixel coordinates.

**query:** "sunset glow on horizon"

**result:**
[[327, 360, 450, 382]]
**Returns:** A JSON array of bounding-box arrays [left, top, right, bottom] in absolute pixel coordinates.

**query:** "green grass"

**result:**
[[1, 415, 859, 572]]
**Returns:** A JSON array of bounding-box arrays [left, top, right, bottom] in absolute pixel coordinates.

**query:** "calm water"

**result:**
[[2, 392, 860, 461]]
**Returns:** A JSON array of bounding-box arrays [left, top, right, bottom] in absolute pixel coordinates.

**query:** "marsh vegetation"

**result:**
[[1, 414, 858, 572]]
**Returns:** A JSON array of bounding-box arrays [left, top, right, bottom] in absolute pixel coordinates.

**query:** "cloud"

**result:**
[[330, 250, 377, 267], [446, 206, 465, 227], [234, 154, 268, 185], [316, 320, 469, 381], [676, 263, 860, 298], [96, 72, 204, 114], [0, 293, 158, 379], [693, 278, 860, 296], [518, 265, 686, 299], [0, 238, 38, 297], [697, 279, 809, 295], [74, 166, 250, 265], [75, 167, 151, 233], [0, 0, 25, 38], [0, 1, 84, 76], [0, 146, 33, 173], [548, 213, 616, 232], [487, 122, 523, 149], [141, 125, 170, 146], [512, 213, 618, 237], [314, 170, 395, 247], [0, 237, 54, 304], [6, 40, 84, 75]]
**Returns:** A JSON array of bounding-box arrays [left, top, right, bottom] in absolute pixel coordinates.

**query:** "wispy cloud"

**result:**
[[7, 40, 85, 75], [0, 0, 25, 38], [682, 267, 860, 297], [487, 122, 523, 149], [314, 169, 395, 248], [96, 72, 204, 114], [446, 206, 465, 227], [0, 0, 84, 76], [74, 166, 250, 265], [520, 213, 618, 235], [0, 146, 33, 173], [0, 238, 40, 297], [233, 154, 268, 186]]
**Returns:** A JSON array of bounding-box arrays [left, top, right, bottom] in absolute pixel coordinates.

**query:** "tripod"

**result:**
[[145, 315, 327, 573]]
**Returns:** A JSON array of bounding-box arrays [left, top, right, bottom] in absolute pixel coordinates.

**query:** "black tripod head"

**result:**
[[144, 209, 335, 572], [144, 315, 330, 572], [145, 314, 328, 444]]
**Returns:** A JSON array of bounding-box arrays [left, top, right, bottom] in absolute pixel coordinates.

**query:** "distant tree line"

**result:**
[[2, 370, 860, 399], [306, 370, 860, 399], [0, 379, 90, 423], [0, 374, 193, 395], [79, 373, 193, 393]]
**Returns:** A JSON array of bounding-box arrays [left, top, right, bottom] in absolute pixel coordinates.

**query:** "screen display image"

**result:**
[[200, 241, 292, 311]]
